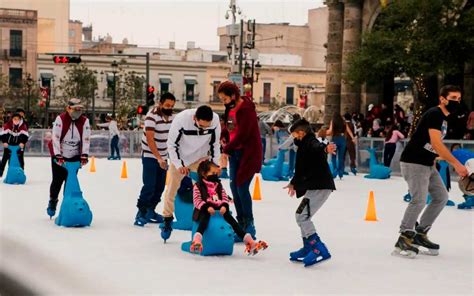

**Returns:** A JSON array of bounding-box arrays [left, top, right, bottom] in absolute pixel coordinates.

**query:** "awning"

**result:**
[[40, 73, 53, 79], [185, 79, 197, 85], [159, 78, 171, 84]]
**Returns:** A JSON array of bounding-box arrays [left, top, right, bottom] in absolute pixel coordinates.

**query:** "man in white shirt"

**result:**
[[97, 115, 121, 160], [161, 105, 221, 242]]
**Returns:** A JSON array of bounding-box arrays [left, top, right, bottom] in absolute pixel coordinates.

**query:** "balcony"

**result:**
[[1, 49, 27, 60]]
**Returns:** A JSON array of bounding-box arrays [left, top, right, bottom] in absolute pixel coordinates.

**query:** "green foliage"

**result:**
[[57, 64, 98, 108], [347, 0, 474, 85]]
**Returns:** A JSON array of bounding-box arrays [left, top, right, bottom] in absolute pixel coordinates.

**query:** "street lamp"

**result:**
[[254, 61, 262, 82], [111, 60, 119, 117], [25, 74, 33, 121]]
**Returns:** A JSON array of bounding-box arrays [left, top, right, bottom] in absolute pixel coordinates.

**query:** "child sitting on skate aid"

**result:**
[[190, 160, 268, 255]]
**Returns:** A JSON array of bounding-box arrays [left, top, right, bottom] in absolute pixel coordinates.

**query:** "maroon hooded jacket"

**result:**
[[223, 96, 262, 186]]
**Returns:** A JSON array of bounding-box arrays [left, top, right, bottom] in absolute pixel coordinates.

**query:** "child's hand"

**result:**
[[284, 184, 296, 197], [207, 207, 216, 216], [219, 206, 226, 215]]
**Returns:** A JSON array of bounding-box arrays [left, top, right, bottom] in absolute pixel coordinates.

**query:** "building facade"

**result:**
[[1, 0, 70, 53], [0, 8, 38, 84]]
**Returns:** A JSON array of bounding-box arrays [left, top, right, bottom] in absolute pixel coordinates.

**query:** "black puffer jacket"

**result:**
[[290, 133, 336, 198]]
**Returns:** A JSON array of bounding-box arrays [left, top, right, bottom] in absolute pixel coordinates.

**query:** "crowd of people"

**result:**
[[0, 82, 470, 266]]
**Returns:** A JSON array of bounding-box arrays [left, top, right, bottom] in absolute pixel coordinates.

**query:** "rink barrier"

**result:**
[[2, 129, 474, 177]]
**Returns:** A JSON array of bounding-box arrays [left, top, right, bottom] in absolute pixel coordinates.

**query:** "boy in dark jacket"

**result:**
[[284, 119, 336, 267], [0, 113, 29, 177]]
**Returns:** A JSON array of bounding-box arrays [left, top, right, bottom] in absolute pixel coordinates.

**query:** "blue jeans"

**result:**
[[111, 135, 120, 158], [261, 137, 266, 163], [229, 150, 254, 222], [137, 156, 167, 211], [331, 136, 346, 178]]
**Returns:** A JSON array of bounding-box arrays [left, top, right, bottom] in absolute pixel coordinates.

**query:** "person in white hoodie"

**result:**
[[160, 105, 221, 241], [97, 115, 121, 160], [46, 98, 91, 218]]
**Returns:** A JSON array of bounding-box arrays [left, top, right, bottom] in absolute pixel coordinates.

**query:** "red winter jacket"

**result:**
[[223, 96, 262, 186]]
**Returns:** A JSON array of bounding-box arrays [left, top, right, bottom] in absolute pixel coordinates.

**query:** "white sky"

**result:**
[[70, 0, 324, 50]]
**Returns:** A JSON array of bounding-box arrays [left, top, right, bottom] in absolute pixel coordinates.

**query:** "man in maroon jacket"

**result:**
[[218, 81, 262, 241], [0, 112, 29, 177]]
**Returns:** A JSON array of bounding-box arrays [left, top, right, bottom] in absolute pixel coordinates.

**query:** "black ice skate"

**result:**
[[412, 224, 439, 256], [392, 231, 419, 259]]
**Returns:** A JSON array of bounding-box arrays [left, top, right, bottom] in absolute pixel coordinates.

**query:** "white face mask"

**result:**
[[71, 110, 82, 120]]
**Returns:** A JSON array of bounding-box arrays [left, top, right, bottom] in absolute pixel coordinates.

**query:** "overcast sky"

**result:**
[[70, 0, 324, 50]]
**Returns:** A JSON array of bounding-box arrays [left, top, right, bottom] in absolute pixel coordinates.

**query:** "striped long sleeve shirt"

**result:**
[[141, 107, 174, 159]]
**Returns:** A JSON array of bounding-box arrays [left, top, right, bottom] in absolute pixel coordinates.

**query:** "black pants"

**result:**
[[196, 209, 246, 239], [49, 156, 80, 201], [383, 143, 397, 167], [345, 138, 356, 169], [0, 147, 24, 174]]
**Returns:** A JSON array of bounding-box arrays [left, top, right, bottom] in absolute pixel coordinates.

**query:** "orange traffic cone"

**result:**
[[121, 160, 128, 179], [365, 191, 378, 221], [252, 175, 262, 201], [89, 156, 96, 173]]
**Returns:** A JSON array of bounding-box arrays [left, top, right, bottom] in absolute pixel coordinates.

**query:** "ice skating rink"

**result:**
[[1, 157, 473, 295]]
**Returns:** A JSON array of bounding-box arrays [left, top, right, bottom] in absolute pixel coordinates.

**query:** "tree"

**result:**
[[347, 0, 474, 106], [115, 69, 145, 128], [57, 64, 98, 109]]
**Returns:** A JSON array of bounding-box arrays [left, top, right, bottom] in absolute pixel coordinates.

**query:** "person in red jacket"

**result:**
[[46, 98, 91, 218], [217, 81, 262, 240], [0, 112, 29, 177]]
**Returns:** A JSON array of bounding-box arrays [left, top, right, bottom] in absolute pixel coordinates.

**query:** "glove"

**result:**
[[55, 155, 65, 166], [80, 154, 88, 166]]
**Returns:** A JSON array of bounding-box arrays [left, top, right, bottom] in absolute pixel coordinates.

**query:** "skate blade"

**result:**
[[412, 245, 439, 256], [391, 248, 417, 259], [303, 256, 331, 268]]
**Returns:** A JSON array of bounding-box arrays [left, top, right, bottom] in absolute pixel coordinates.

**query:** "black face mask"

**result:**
[[206, 174, 219, 183], [162, 108, 173, 116], [224, 100, 236, 110], [445, 100, 460, 114]]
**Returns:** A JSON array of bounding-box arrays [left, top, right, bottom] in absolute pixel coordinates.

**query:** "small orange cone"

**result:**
[[121, 160, 128, 179], [252, 175, 262, 201], [89, 156, 96, 173], [365, 191, 378, 221]]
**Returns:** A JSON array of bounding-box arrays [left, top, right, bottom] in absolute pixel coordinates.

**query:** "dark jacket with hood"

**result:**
[[290, 133, 336, 198]]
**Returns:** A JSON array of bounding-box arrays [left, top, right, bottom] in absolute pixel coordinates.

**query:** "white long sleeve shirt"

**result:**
[[167, 109, 221, 169], [52, 116, 91, 158], [97, 120, 120, 137]]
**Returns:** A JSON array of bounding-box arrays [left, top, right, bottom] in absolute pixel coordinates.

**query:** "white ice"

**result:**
[[1, 157, 473, 295]]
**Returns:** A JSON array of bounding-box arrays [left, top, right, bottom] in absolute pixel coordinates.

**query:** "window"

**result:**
[[263, 82, 271, 103], [10, 30, 22, 57], [212, 81, 221, 102], [286, 87, 295, 105], [69, 30, 75, 38], [159, 78, 171, 94], [40, 73, 53, 89], [185, 79, 197, 101], [106, 74, 115, 98], [9, 68, 22, 88]]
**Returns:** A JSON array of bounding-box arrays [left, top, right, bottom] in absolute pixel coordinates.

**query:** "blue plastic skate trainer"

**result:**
[[3, 145, 26, 185], [55, 161, 93, 227], [181, 213, 234, 256]]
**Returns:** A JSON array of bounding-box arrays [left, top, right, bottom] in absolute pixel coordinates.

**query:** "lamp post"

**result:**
[[25, 74, 33, 121], [111, 60, 118, 117], [243, 60, 261, 97]]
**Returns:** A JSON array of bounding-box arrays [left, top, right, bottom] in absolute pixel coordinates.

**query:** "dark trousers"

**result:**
[[229, 150, 254, 222], [196, 210, 246, 239], [288, 149, 296, 177], [383, 143, 397, 167], [331, 136, 347, 177], [49, 156, 80, 201], [110, 135, 120, 158], [0, 147, 25, 174], [345, 138, 356, 169], [261, 137, 266, 163], [137, 156, 167, 211]]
